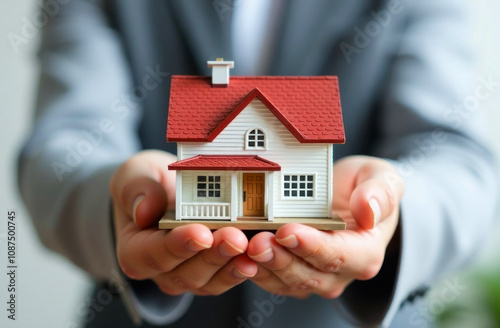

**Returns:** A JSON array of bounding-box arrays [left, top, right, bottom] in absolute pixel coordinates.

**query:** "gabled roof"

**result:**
[[166, 76, 345, 143], [168, 155, 281, 171]]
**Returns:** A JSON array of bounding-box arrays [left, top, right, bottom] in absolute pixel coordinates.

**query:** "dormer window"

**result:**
[[246, 128, 266, 150]]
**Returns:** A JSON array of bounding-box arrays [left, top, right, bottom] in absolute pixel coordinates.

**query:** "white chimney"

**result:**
[[207, 58, 234, 87]]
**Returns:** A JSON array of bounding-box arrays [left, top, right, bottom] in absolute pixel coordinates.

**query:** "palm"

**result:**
[[247, 155, 404, 298]]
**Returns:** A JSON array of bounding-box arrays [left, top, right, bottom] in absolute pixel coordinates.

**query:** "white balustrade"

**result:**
[[181, 203, 231, 220]]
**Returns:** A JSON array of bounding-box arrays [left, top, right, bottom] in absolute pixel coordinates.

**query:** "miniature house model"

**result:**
[[167, 59, 345, 223]]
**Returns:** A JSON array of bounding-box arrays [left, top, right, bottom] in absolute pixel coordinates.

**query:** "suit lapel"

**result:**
[[163, 0, 375, 76], [271, 0, 373, 75], [166, 0, 233, 74]]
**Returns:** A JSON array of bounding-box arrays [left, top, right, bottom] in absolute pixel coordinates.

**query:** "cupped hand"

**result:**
[[247, 156, 404, 298], [109, 150, 257, 296]]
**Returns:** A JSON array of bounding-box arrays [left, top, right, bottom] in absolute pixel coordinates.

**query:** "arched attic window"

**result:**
[[245, 128, 266, 150]]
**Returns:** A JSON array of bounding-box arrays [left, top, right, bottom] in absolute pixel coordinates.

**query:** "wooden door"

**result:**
[[243, 173, 265, 217]]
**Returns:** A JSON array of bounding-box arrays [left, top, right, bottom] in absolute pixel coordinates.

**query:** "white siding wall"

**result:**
[[179, 99, 332, 217]]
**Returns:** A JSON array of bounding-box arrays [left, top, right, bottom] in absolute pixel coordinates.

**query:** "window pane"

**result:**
[[283, 174, 315, 197], [197, 183, 206, 189], [198, 190, 206, 197], [215, 176, 221, 182], [215, 183, 220, 189], [209, 191, 214, 197], [248, 129, 265, 149], [208, 183, 214, 189], [215, 191, 221, 197], [198, 176, 206, 182], [209, 176, 214, 182]]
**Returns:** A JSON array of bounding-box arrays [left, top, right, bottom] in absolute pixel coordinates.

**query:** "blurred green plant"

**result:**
[[436, 268, 500, 328]]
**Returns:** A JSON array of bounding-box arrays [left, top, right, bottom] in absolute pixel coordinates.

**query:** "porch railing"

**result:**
[[181, 202, 231, 220]]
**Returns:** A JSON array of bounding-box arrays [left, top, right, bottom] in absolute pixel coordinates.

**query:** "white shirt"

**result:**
[[231, 0, 284, 75]]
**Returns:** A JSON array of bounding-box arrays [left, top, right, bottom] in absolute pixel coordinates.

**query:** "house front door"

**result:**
[[243, 173, 265, 217]]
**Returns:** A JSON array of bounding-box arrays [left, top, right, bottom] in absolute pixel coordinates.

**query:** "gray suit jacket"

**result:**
[[18, 0, 499, 327]]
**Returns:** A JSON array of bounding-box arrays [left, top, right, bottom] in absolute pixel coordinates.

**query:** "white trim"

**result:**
[[245, 127, 267, 150], [176, 173, 182, 220], [280, 173, 317, 201], [268, 172, 274, 221], [231, 172, 237, 221], [238, 173, 243, 217], [178, 143, 183, 160], [328, 146, 333, 218]]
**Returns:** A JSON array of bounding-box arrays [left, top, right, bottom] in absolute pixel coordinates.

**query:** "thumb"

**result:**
[[110, 150, 177, 229], [124, 176, 168, 229], [349, 162, 404, 229]]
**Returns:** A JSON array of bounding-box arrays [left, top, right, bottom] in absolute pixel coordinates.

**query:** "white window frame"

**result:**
[[195, 174, 223, 200], [281, 173, 316, 200], [245, 128, 267, 150]]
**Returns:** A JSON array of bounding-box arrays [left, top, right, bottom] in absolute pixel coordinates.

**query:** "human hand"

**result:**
[[247, 156, 404, 298], [109, 150, 257, 296]]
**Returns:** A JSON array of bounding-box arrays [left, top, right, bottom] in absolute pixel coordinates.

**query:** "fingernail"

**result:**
[[132, 195, 145, 224], [233, 268, 253, 279], [249, 248, 274, 262], [219, 240, 244, 257], [275, 234, 299, 248], [369, 198, 381, 226], [186, 238, 211, 251]]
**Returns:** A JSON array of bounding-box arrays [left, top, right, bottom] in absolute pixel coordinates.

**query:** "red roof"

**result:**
[[167, 76, 345, 143], [168, 155, 281, 171]]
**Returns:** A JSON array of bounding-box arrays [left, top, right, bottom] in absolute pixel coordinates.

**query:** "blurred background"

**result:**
[[0, 1, 499, 327]]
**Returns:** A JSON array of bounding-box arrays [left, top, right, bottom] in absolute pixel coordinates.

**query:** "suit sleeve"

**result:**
[[17, 0, 192, 324], [335, 1, 500, 326]]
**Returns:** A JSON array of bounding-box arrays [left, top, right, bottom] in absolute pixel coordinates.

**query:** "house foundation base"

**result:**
[[159, 211, 346, 230]]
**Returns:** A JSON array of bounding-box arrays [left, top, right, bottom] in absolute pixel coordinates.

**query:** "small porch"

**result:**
[[168, 155, 281, 222]]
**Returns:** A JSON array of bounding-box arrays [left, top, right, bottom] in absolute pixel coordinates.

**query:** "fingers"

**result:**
[[335, 157, 404, 229], [117, 224, 257, 295], [110, 151, 259, 296], [155, 228, 255, 295], [120, 176, 168, 229], [110, 150, 177, 229], [248, 232, 351, 298], [275, 224, 385, 281], [117, 224, 213, 280], [189, 255, 258, 296]]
